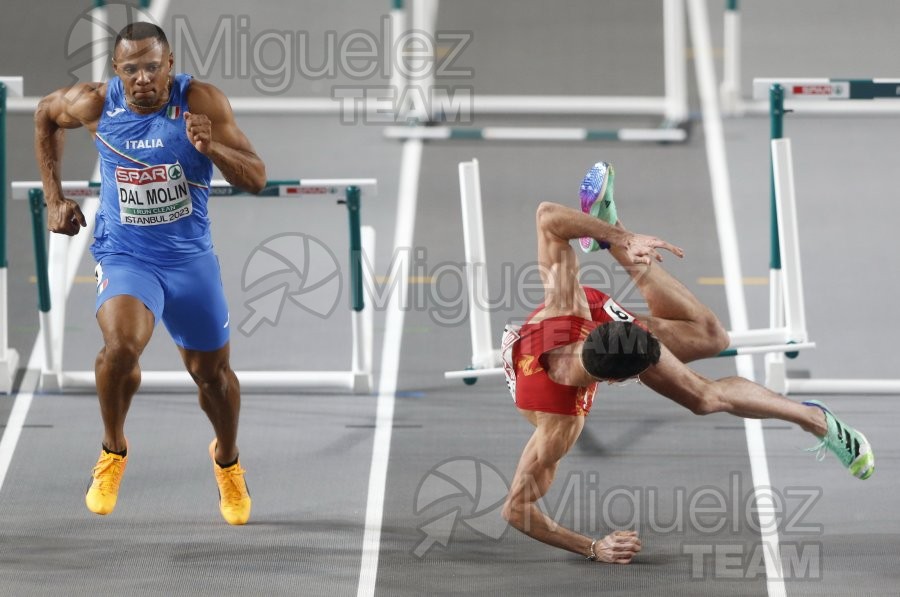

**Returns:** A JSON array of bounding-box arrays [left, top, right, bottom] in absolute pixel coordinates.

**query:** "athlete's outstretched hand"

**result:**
[[623, 232, 684, 265], [184, 111, 212, 154], [46, 197, 87, 236], [591, 530, 643, 564]]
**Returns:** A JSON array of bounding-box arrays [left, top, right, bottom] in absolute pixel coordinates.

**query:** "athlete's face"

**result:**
[[113, 37, 174, 109]]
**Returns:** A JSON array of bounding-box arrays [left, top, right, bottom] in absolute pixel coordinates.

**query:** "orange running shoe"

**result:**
[[85, 443, 128, 515], [209, 439, 252, 525]]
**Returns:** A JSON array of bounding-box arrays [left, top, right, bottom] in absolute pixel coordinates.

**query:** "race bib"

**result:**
[[603, 297, 635, 322], [115, 162, 192, 226]]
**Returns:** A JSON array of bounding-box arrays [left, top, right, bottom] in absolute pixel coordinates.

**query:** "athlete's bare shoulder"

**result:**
[[184, 80, 231, 119], [37, 82, 107, 131]]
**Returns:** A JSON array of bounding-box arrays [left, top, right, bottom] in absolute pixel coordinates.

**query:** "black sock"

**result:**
[[102, 444, 127, 458], [216, 454, 239, 469]]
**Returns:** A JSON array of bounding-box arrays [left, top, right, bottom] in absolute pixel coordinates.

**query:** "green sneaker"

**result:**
[[803, 400, 874, 480], [579, 162, 617, 253]]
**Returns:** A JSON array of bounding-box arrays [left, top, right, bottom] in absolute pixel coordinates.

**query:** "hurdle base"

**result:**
[[351, 372, 373, 395], [0, 349, 20, 394], [444, 367, 505, 381], [785, 378, 900, 395], [40, 370, 373, 394]]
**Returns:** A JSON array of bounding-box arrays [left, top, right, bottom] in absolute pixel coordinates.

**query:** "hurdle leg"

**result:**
[[44, 233, 70, 391], [663, 0, 689, 125], [27, 190, 58, 391], [352, 225, 376, 394], [0, 80, 21, 393], [389, 0, 408, 111], [720, 0, 742, 115], [62, 197, 98, 299], [459, 159, 499, 370], [771, 139, 808, 344], [410, 0, 438, 121], [0, 268, 17, 394]]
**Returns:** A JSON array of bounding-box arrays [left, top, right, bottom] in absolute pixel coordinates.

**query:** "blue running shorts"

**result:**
[[94, 252, 230, 352]]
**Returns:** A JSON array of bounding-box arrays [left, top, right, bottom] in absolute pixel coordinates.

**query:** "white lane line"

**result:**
[[685, 0, 785, 594], [0, 342, 42, 493], [356, 138, 423, 597]]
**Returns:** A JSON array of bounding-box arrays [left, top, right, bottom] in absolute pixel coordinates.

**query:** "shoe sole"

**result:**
[[849, 429, 875, 480], [579, 162, 614, 253]]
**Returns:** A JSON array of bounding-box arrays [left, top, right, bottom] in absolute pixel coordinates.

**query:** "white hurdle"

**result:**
[[458, 160, 499, 371], [443, 147, 815, 384], [443, 159, 500, 383], [14, 179, 378, 394], [0, 75, 24, 393], [751, 79, 900, 395], [768, 139, 900, 393], [384, 126, 688, 143], [719, 0, 900, 116], [388, 0, 689, 143]]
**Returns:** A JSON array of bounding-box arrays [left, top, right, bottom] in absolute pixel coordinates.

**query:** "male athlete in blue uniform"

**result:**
[[34, 22, 266, 525]]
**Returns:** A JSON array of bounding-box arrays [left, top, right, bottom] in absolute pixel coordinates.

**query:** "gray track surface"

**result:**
[[1, 1, 898, 596]]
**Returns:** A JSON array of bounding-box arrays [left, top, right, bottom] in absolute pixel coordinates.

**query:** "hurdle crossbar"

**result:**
[[445, 342, 817, 381], [7, 0, 689, 122], [391, 0, 688, 123], [384, 126, 688, 143], [0, 76, 23, 393], [10, 179, 377, 201], [753, 78, 900, 101], [18, 180, 377, 394]]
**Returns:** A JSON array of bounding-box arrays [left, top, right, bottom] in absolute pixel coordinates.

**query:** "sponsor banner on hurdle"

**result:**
[[208, 179, 378, 198], [753, 78, 900, 100], [12, 179, 378, 200]]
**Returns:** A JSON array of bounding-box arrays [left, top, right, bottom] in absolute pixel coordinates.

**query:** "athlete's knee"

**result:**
[[688, 380, 726, 416], [502, 491, 531, 530], [535, 201, 557, 224], [692, 309, 730, 358], [705, 316, 731, 354], [96, 340, 142, 374], [187, 360, 233, 396]]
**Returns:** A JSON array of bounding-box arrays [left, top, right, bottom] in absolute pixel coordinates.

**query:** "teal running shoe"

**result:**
[[803, 400, 874, 480], [579, 161, 617, 253]]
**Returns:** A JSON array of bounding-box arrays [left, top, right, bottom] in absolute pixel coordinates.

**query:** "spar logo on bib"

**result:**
[[115, 162, 193, 226]]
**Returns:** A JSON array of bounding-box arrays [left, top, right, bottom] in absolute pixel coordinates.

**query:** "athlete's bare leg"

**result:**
[[607, 219, 729, 363], [179, 343, 241, 465], [95, 296, 155, 453], [640, 346, 828, 437]]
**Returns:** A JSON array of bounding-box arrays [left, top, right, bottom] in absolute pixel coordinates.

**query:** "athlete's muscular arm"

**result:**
[[536, 202, 683, 315], [184, 81, 267, 194], [34, 84, 104, 235], [502, 414, 642, 563]]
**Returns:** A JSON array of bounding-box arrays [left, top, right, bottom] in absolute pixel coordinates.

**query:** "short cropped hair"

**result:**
[[580, 321, 661, 380], [114, 22, 169, 52]]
